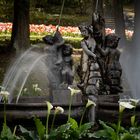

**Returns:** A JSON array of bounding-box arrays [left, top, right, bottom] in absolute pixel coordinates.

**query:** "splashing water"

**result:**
[[120, 44, 140, 100], [0, 44, 62, 103]]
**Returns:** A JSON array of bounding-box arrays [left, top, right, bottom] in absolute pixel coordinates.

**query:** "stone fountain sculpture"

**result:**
[[0, 29, 75, 104], [0, 29, 82, 128], [77, 12, 123, 122], [0, 12, 123, 125], [43, 29, 74, 86], [78, 13, 123, 95], [43, 29, 76, 104]]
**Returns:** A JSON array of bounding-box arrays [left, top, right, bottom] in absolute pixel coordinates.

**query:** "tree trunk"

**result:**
[[104, 0, 113, 17], [98, 0, 104, 16], [133, 0, 140, 48], [10, 0, 30, 52], [92, 0, 104, 15], [112, 0, 126, 46]]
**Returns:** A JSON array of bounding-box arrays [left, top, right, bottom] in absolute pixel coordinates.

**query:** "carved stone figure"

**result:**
[[43, 30, 74, 86], [78, 25, 101, 96], [97, 33, 123, 94], [60, 44, 74, 85], [92, 12, 105, 45], [91, 13, 109, 94]]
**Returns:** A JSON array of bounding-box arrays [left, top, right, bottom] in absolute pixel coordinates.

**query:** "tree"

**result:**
[[10, 0, 30, 52], [0, 0, 13, 22], [92, 0, 103, 15], [133, 0, 140, 48], [112, 0, 126, 46]]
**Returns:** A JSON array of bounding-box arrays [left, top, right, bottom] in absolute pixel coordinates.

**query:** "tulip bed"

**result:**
[[0, 22, 134, 39]]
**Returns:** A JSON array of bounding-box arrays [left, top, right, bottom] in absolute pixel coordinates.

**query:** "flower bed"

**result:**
[[0, 22, 134, 39]]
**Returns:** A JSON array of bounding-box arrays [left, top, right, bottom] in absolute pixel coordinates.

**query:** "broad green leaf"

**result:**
[[131, 115, 137, 127], [34, 117, 45, 140], [49, 123, 72, 140], [19, 125, 35, 140], [69, 118, 78, 130], [111, 123, 127, 133], [121, 133, 138, 140], [79, 122, 93, 132], [93, 130, 111, 139], [1, 123, 14, 140], [129, 127, 140, 139], [98, 120, 117, 139], [79, 122, 94, 138], [57, 123, 71, 133], [99, 120, 115, 133]]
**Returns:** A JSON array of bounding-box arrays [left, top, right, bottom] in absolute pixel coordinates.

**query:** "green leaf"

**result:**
[[98, 120, 117, 139], [131, 115, 137, 127], [121, 133, 138, 140], [57, 123, 71, 133], [93, 130, 111, 139], [1, 123, 14, 140], [19, 125, 35, 140], [34, 117, 45, 140], [99, 120, 115, 133], [68, 118, 78, 130], [49, 123, 72, 140], [129, 127, 140, 139], [79, 122, 94, 138], [111, 123, 127, 133]]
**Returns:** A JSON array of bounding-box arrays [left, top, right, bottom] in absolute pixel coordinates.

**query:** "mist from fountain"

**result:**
[[15, 54, 48, 103], [2, 46, 36, 89], [120, 42, 140, 99], [0, 45, 62, 103]]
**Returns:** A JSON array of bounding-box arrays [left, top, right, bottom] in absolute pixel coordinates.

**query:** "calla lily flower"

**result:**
[[86, 99, 96, 108], [23, 88, 27, 92], [55, 106, 64, 114], [45, 101, 53, 114], [129, 99, 139, 106], [33, 84, 38, 88], [0, 91, 10, 98], [68, 86, 80, 96], [34, 87, 42, 92], [119, 101, 135, 113]]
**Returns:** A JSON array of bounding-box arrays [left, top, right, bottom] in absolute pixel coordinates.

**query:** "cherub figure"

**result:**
[[61, 44, 74, 85], [97, 33, 123, 94], [77, 25, 101, 95]]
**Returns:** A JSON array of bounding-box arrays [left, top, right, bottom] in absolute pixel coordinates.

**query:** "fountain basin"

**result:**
[[0, 95, 139, 128], [0, 103, 85, 130]]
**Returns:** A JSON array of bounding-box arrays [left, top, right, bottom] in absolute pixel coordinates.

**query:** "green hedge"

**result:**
[[0, 35, 82, 49]]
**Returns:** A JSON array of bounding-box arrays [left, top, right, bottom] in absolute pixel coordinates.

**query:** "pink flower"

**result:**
[[0, 22, 134, 39]]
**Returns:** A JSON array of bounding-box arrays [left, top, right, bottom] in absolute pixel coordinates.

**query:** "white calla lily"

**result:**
[[23, 88, 27, 92], [55, 106, 64, 114], [119, 101, 135, 113], [129, 99, 139, 106], [0, 91, 10, 98], [34, 87, 42, 92], [86, 99, 96, 108], [33, 84, 38, 88], [68, 86, 80, 96], [45, 101, 53, 114]]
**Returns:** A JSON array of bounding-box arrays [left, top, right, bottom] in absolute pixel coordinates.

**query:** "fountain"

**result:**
[[0, 30, 84, 128], [0, 2, 140, 129]]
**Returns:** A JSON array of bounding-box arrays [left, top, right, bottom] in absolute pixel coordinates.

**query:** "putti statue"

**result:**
[[77, 25, 101, 122], [97, 33, 123, 94], [43, 29, 74, 88], [77, 25, 100, 96], [80, 12, 123, 95], [77, 13, 123, 122]]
